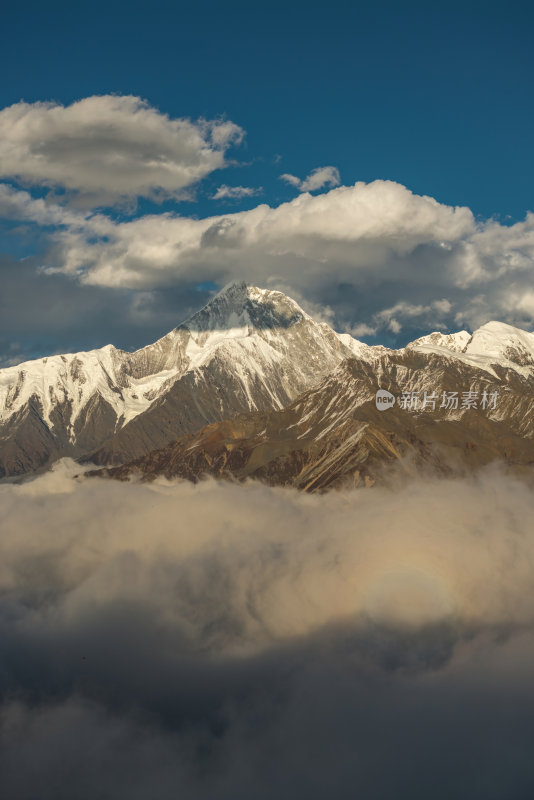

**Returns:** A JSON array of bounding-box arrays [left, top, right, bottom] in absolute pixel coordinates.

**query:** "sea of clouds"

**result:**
[[1, 461, 534, 798]]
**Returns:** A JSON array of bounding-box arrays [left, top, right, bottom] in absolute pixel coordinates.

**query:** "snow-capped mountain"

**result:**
[[0, 283, 354, 476], [403, 321, 534, 380], [463, 321, 534, 367], [94, 339, 534, 491], [1, 282, 534, 480]]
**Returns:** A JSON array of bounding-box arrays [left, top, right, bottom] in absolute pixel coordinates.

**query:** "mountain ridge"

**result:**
[[90, 349, 534, 491], [0, 283, 354, 476], [1, 282, 534, 480]]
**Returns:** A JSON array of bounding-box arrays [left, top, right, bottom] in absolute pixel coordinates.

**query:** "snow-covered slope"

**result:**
[[0, 283, 347, 431], [2, 281, 534, 479], [0, 345, 179, 433], [337, 333, 391, 362], [0, 282, 355, 475], [404, 322, 534, 379], [175, 282, 352, 408], [85, 283, 357, 465], [406, 330, 471, 353], [463, 321, 534, 366]]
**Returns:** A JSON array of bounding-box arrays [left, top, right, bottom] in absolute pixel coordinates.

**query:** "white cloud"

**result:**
[[3, 178, 534, 337], [280, 165, 341, 192], [33, 180, 474, 287], [0, 183, 85, 227], [374, 299, 453, 333], [212, 184, 263, 200], [2, 464, 534, 797], [2, 462, 534, 647], [0, 96, 244, 206], [350, 322, 378, 337], [279, 173, 302, 188]]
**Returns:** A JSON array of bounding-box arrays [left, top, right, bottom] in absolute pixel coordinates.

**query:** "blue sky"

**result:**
[[2, 0, 533, 220], [0, 0, 533, 362]]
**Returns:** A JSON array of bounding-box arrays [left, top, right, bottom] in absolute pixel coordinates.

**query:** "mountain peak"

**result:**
[[465, 320, 534, 365], [406, 330, 472, 353], [209, 281, 302, 309], [472, 320, 531, 337], [215, 279, 252, 294], [181, 283, 308, 336]]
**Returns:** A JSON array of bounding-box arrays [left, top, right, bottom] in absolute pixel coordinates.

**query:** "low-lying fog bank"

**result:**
[[1, 461, 534, 799]]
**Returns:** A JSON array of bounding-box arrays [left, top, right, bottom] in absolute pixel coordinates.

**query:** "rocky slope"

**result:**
[[0, 283, 362, 477], [2, 284, 534, 483], [90, 344, 534, 491]]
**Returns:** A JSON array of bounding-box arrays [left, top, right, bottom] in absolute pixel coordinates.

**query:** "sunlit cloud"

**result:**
[[0, 95, 244, 206], [280, 165, 341, 192], [7, 178, 533, 335], [212, 184, 263, 200], [1, 463, 534, 797], [2, 177, 534, 354]]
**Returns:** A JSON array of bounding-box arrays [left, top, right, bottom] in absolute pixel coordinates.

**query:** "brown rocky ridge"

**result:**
[[87, 348, 534, 491]]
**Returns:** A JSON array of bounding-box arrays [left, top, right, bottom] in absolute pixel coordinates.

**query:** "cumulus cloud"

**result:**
[[280, 165, 341, 192], [3, 178, 534, 350], [0, 96, 244, 206], [1, 463, 534, 797], [0, 182, 85, 227], [33, 180, 475, 289], [212, 184, 263, 200], [374, 298, 453, 334]]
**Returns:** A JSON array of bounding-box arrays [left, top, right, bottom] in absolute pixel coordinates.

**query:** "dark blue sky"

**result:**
[[2, 0, 533, 222]]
